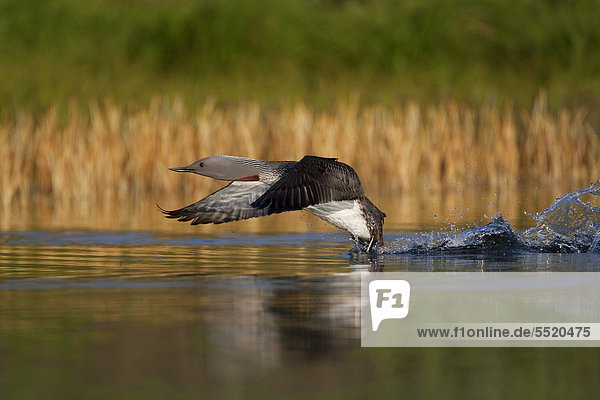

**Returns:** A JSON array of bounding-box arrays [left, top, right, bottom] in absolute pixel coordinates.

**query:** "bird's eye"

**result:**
[[199, 162, 204, 167]]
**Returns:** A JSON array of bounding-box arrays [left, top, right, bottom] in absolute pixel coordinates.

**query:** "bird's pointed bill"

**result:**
[[169, 166, 194, 172]]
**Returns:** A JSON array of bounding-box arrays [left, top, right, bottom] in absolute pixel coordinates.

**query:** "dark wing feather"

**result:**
[[251, 156, 365, 214], [160, 181, 271, 224]]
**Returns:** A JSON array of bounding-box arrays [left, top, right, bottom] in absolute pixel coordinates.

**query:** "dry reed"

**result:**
[[0, 94, 598, 229]]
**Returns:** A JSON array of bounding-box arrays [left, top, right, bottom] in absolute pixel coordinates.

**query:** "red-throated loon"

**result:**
[[160, 155, 386, 251]]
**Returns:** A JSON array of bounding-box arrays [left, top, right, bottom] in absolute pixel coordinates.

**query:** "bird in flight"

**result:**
[[160, 155, 385, 252]]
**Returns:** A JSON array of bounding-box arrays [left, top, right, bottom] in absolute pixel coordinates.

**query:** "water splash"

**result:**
[[385, 214, 518, 254], [386, 180, 600, 254], [520, 180, 600, 252]]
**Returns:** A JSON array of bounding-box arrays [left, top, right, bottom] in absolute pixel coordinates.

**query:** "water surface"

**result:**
[[2, 182, 600, 399]]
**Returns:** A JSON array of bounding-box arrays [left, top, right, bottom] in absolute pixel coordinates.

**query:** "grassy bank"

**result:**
[[1, 96, 597, 229], [1, 0, 600, 110]]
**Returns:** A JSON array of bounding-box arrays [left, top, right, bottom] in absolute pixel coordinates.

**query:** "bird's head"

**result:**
[[169, 155, 260, 181]]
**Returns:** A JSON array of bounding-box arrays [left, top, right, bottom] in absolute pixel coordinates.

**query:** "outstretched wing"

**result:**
[[160, 181, 271, 224], [251, 156, 365, 214]]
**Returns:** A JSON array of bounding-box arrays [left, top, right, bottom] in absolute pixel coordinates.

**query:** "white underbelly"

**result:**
[[306, 200, 370, 240]]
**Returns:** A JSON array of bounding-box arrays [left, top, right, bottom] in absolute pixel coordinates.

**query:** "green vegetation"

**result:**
[[1, 0, 600, 110]]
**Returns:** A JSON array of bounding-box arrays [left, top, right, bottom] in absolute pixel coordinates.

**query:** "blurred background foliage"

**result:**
[[2, 0, 600, 229], [1, 0, 600, 111]]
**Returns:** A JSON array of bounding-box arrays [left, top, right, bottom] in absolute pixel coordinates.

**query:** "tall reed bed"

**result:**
[[1, 95, 598, 228]]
